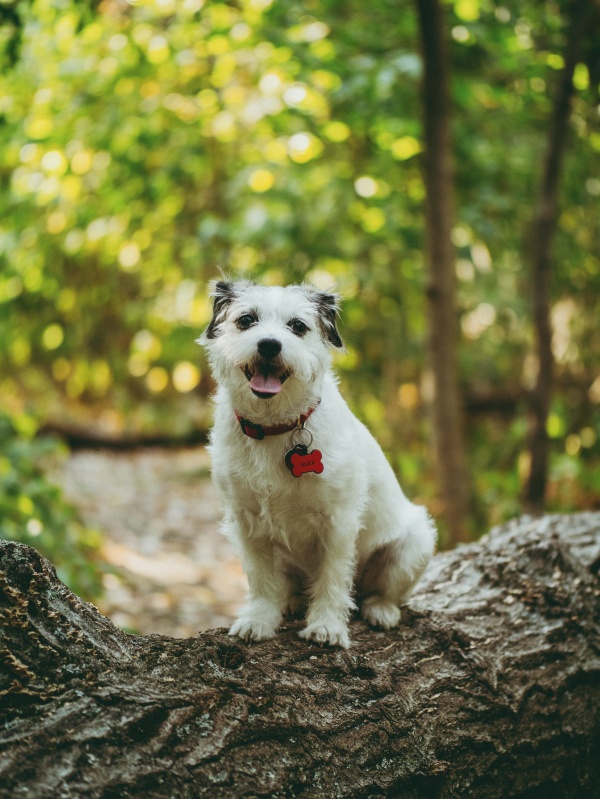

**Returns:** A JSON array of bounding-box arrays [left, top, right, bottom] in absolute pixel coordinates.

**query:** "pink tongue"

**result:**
[[250, 371, 283, 395]]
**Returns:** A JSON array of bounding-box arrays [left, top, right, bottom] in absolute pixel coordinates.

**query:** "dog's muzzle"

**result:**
[[243, 347, 290, 399]]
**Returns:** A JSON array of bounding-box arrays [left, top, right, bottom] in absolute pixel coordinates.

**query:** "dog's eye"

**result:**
[[236, 313, 257, 330], [289, 319, 309, 337]]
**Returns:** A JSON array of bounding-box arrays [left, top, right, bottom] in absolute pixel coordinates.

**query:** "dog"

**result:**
[[200, 280, 436, 648]]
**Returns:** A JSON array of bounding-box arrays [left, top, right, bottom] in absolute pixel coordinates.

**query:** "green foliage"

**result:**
[[0, 412, 103, 600], [0, 0, 598, 536]]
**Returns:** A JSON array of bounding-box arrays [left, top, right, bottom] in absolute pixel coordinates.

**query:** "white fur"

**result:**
[[200, 281, 436, 648]]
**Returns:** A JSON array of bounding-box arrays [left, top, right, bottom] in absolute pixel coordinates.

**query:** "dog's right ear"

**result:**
[[200, 281, 236, 342]]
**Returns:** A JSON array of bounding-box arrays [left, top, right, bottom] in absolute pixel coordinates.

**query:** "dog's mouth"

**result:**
[[243, 363, 290, 399]]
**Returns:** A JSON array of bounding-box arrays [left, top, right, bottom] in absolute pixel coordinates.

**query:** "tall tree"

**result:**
[[415, 0, 470, 542], [525, 0, 591, 511]]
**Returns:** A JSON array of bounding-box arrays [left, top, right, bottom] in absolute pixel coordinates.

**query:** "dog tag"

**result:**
[[285, 444, 324, 477]]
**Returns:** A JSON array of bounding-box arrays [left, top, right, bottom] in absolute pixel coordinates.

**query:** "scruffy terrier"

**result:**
[[200, 280, 436, 648]]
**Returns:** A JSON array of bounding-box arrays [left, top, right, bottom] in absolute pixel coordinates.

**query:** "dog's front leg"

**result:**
[[229, 531, 287, 643], [299, 520, 357, 649]]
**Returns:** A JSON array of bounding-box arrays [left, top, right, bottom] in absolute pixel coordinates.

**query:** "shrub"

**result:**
[[0, 412, 104, 601]]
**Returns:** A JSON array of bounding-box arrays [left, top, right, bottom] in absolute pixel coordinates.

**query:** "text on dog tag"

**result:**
[[285, 444, 324, 477]]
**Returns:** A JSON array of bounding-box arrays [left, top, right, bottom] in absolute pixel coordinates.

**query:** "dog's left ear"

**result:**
[[200, 280, 236, 342], [313, 291, 344, 348]]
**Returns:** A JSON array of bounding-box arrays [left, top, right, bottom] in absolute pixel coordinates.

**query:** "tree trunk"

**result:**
[[525, 0, 590, 511], [416, 0, 471, 543], [1, 513, 599, 798]]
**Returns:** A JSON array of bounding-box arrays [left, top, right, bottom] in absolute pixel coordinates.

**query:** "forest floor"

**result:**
[[54, 448, 247, 637]]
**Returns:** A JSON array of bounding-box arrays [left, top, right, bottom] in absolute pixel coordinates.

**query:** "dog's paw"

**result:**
[[361, 596, 401, 630], [229, 617, 278, 642], [299, 619, 350, 649]]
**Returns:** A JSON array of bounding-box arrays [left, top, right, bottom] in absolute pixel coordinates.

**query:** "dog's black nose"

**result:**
[[257, 338, 282, 360]]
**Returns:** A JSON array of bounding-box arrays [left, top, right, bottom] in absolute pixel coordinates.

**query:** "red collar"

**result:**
[[235, 405, 318, 440]]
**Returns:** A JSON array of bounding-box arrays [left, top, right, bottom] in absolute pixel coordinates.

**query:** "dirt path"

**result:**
[[55, 448, 247, 637]]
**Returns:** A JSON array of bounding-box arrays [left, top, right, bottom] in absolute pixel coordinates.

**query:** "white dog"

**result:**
[[200, 280, 436, 649]]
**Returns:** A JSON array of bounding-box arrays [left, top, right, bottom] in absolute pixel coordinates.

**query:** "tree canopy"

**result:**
[[1, 0, 598, 542]]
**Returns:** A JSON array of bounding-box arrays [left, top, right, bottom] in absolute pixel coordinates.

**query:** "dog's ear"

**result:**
[[201, 281, 236, 341], [313, 291, 344, 348]]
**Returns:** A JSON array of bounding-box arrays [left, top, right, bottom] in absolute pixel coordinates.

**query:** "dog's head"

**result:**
[[199, 280, 343, 415]]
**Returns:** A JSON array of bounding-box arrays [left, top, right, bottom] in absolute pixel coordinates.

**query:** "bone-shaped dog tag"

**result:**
[[285, 444, 324, 477]]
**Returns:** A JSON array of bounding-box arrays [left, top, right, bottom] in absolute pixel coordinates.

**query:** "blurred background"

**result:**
[[1, 0, 598, 634]]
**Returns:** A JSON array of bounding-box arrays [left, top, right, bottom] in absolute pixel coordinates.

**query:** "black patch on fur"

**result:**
[[204, 281, 236, 339], [313, 292, 344, 348]]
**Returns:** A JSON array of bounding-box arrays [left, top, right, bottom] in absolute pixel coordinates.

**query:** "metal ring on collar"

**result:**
[[291, 426, 313, 449]]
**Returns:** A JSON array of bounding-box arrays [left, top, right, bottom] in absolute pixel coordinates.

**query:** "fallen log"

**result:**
[[37, 419, 209, 450], [1, 513, 599, 799]]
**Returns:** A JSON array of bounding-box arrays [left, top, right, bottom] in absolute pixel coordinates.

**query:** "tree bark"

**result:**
[[416, 0, 471, 543], [1, 513, 599, 798], [525, 0, 590, 511]]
